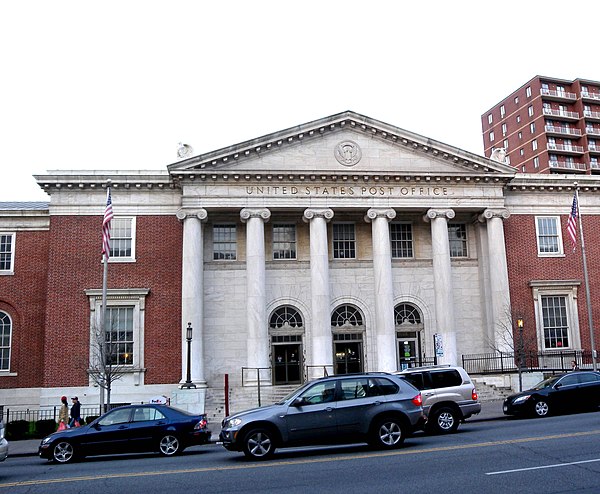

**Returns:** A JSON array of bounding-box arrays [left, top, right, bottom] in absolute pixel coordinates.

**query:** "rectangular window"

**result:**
[[106, 306, 134, 366], [526, 86, 532, 97], [541, 296, 569, 349], [333, 223, 356, 259], [528, 105, 534, 117], [390, 223, 413, 258], [213, 224, 237, 260], [516, 115, 521, 123], [488, 114, 493, 125], [0, 233, 15, 274], [110, 218, 135, 260], [534, 157, 539, 168], [489, 131, 495, 142], [500, 105, 505, 118], [514, 96, 519, 104], [502, 123, 507, 135], [448, 223, 467, 258], [503, 139, 509, 149], [535, 216, 562, 255], [530, 122, 536, 133], [272, 224, 297, 260], [532, 139, 538, 151]]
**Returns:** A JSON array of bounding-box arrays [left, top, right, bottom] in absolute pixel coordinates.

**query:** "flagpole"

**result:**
[[575, 183, 597, 371], [99, 179, 112, 413]]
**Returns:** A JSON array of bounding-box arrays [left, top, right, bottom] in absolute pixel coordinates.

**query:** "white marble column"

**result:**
[[479, 208, 512, 353], [176, 208, 208, 387], [365, 208, 397, 372], [240, 208, 271, 383], [424, 208, 457, 365], [303, 208, 334, 378]]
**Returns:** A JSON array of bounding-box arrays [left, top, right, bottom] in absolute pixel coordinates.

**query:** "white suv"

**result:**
[[395, 365, 481, 434]]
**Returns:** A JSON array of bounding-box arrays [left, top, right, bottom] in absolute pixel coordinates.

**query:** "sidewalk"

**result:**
[[7, 400, 506, 458]]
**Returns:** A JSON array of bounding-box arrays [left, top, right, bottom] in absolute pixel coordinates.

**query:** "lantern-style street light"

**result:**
[[180, 322, 196, 389]]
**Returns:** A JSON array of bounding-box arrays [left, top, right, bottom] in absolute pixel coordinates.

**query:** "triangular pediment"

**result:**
[[168, 111, 515, 179]]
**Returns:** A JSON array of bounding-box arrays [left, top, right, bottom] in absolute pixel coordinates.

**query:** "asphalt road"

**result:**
[[2, 411, 600, 493]]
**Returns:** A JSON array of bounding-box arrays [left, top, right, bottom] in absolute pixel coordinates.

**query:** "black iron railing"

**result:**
[[462, 350, 594, 375]]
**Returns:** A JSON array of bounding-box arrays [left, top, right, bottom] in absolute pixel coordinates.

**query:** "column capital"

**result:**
[[423, 208, 455, 223], [303, 208, 334, 223], [478, 208, 510, 222], [176, 209, 208, 222], [365, 208, 396, 223], [240, 208, 271, 223]]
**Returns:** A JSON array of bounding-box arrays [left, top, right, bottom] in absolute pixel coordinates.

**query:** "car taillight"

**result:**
[[194, 418, 207, 430], [412, 393, 422, 406], [472, 389, 478, 401]]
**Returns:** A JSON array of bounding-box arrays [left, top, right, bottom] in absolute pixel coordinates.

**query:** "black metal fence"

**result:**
[[3, 403, 129, 424], [462, 350, 594, 375]]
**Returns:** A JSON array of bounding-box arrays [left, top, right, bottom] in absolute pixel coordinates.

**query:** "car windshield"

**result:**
[[531, 376, 561, 390]]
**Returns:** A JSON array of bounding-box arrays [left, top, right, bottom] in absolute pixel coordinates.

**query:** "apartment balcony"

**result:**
[[544, 125, 582, 137], [542, 108, 580, 121], [584, 110, 600, 122], [547, 143, 584, 155], [581, 91, 600, 102], [586, 127, 600, 137], [541, 88, 577, 102], [590, 161, 600, 173], [549, 160, 587, 172], [588, 145, 600, 155]]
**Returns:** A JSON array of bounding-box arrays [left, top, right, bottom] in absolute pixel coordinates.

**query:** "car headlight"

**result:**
[[226, 418, 243, 428], [513, 395, 531, 404], [42, 436, 52, 445]]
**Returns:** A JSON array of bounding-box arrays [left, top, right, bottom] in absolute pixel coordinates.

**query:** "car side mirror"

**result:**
[[554, 383, 562, 389], [291, 397, 306, 407]]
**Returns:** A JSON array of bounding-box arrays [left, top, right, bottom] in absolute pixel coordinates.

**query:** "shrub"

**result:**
[[6, 420, 30, 440], [35, 419, 58, 438]]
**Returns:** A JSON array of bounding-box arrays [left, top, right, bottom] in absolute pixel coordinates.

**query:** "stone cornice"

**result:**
[[506, 174, 600, 193], [34, 171, 176, 194]]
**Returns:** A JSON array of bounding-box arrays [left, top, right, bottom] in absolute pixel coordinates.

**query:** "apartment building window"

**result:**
[[548, 137, 556, 149], [534, 157, 540, 168], [502, 123, 507, 136], [489, 131, 495, 142], [503, 139, 509, 149], [514, 96, 519, 104], [500, 105, 505, 118], [532, 139, 538, 151], [0, 311, 11, 371], [526, 86, 532, 97], [528, 105, 534, 117], [0, 233, 15, 274], [520, 148, 524, 156], [448, 223, 467, 258], [535, 216, 563, 255], [530, 122, 536, 133], [213, 224, 237, 260], [110, 217, 136, 261], [584, 105, 592, 117], [518, 132, 522, 140], [333, 223, 356, 259], [591, 157, 599, 168], [516, 115, 521, 123], [564, 139, 573, 151], [273, 224, 297, 260], [590, 139, 597, 150], [488, 114, 493, 125], [390, 223, 413, 258], [556, 85, 565, 95]]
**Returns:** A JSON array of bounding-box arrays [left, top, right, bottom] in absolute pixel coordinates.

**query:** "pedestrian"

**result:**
[[58, 396, 69, 430], [571, 360, 580, 371], [69, 396, 82, 427]]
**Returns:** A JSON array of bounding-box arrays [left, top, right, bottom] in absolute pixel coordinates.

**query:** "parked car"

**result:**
[[0, 420, 8, 462], [395, 365, 481, 433], [39, 404, 210, 463], [503, 371, 600, 418], [219, 373, 425, 460]]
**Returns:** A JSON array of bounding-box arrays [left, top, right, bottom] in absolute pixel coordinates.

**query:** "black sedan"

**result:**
[[39, 404, 211, 463], [503, 371, 600, 418]]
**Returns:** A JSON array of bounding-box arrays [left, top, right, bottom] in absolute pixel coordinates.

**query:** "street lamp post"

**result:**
[[180, 322, 196, 389], [517, 317, 524, 392]]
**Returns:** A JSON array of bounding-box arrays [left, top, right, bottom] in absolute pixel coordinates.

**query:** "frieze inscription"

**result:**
[[245, 186, 450, 196]]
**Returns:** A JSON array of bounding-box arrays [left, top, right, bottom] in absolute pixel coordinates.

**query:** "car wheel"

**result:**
[[430, 407, 459, 434], [242, 428, 276, 460], [159, 434, 181, 456], [52, 441, 76, 463], [533, 400, 550, 417], [370, 417, 405, 449]]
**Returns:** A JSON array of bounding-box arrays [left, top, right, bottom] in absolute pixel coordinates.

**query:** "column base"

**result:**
[[171, 387, 207, 414]]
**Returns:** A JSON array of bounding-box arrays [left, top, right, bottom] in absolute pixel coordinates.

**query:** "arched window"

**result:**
[[394, 304, 422, 325], [269, 306, 303, 329], [0, 311, 12, 371], [331, 305, 364, 327]]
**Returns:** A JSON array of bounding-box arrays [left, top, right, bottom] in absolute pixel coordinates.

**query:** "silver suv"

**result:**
[[219, 373, 426, 459], [395, 365, 481, 434]]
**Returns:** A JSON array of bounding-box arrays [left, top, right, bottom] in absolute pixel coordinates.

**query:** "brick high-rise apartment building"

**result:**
[[481, 76, 600, 174]]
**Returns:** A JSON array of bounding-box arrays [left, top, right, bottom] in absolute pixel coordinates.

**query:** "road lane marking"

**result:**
[[3, 429, 600, 489], [487, 458, 600, 475]]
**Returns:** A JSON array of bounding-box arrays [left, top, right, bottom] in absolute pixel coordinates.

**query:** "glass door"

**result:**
[[272, 344, 302, 385]]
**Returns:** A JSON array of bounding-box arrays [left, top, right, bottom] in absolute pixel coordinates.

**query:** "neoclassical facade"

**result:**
[[1, 111, 599, 414]]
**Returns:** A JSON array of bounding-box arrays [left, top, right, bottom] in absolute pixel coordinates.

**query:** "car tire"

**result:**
[[370, 417, 405, 449], [242, 428, 276, 460], [158, 434, 181, 456], [429, 407, 459, 434], [533, 400, 550, 417], [52, 440, 76, 463]]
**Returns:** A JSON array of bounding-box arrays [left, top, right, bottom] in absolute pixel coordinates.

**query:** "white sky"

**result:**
[[2, 0, 598, 201]]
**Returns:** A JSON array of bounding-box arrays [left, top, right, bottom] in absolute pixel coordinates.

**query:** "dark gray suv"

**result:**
[[219, 373, 425, 459]]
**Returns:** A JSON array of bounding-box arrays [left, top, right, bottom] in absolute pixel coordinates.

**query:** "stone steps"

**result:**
[[472, 376, 513, 401]]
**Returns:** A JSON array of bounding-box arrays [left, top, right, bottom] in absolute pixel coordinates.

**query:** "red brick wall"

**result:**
[[0, 230, 49, 388], [42, 215, 182, 387], [504, 213, 600, 350]]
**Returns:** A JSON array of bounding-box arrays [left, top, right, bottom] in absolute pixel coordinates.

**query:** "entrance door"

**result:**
[[334, 341, 363, 374], [273, 344, 302, 385], [398, 339, 418, 370]]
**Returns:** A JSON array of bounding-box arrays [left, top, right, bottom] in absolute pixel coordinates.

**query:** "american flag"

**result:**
[[567, 191, 578, 251], [101, 187, 114, 259]]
